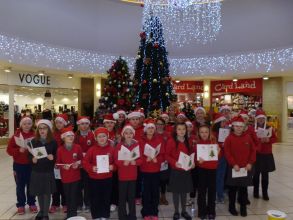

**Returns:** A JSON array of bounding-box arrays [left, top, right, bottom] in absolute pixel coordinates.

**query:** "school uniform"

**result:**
[[139, 135, 165, 218], [6, 130, 36, 208], [82, 143, 116, 219], [56, 144, 83, 219], [74, 130, 95, 208], [115, 141, 142, 220], [188, 134, 199, 200]]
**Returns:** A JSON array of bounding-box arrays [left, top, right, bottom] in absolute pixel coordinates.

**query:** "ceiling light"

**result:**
[[38, 71, 45, 76], [4, 67, 11, 72], [263, 76, 269, 80], [68, 74, 73, 79], [175, 80, 180, 83], [232, 78, 238, 82]]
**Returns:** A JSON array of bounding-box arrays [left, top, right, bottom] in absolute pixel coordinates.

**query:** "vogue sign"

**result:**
[[211, 78, 263, 94], [19, 73, 51, 86], [173, 81, 204, 93]]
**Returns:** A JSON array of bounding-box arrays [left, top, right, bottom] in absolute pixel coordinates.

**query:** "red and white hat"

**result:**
[[127, 111, 141, 119], [103, 114, 116, 123], [143, 118, 156, 132], [176, 112, 186, 118], [138, 109, 145, 118], [239, 109, 249, 118], [121, 124, 135, 135], [220, 105, 232, 112], [213, 113, 226, 124], [185, 120, 193, 127], [231, 116, 245, 126], [77, 116, 90, 125], [36, 119, 53, 130], [19, 116, 32, 127], [60, 126, 74, 139], [94, 127, 109, 137], [113, 109, 127, 120], [194, 107, 206, 115], [161, 112, 169, 118], [55, 114, 68, 126], [255, 109, 266, 119]]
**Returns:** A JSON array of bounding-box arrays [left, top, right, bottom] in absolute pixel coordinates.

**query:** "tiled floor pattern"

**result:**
[[0, 143, 292, 219]]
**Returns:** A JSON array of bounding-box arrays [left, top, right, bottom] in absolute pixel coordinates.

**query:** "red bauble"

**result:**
[[143, 80, 147, 84], [154, 42, 159, 48], [140, 32, 146, 39], [117, 99, 125, 105]]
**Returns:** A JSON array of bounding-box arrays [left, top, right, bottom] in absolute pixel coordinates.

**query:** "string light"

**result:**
[[0, 34, 293, 76]]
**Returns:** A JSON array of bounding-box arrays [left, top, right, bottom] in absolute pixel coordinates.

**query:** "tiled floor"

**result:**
[[0, 143, 292, 220]]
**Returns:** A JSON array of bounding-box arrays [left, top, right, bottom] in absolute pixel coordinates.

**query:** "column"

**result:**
[[94, 77, 102, 113], [203, 79, 211, 108], [8, 86, 14, 138]]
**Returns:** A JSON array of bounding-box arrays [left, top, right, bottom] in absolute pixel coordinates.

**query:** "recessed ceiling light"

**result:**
[[175, 80, 180, 83], [263, 76, 269, 80], [38, 71, 45, 76], [4, 67, 11, 72], [68, 74, 73, 79], [232, 78, 238, 82]]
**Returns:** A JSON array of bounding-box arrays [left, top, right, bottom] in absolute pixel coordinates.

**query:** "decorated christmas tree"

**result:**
[[133, 16, 176, 116], [98, 57, 134, 113], [181, 102, 195, 121]]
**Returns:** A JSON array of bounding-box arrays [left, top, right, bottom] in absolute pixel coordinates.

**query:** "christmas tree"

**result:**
[[181, 102, 195, 121], [98, 57, 134, 113], [133, 16, 176, 116]]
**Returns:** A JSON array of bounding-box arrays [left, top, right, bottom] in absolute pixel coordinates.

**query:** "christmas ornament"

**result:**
[[140, 32, 146, 39], [143, 80, 147, 84], [153, 79, 158, 83], [144, 57, 151, 65], [154, 42, 159, 48]]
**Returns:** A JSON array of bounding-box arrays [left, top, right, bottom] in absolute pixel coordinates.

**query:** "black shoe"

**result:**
[[208, 214, 216, 220], [181, 211, 192, 220], [173, 212, 180, 220], [229, 207, 238, 216], [263, 193, 270, 201], [246, 198, 251, 205], [253, 190, 259, 199], [199, 215, 206, 220], [34, 217, 42, 220], [240, 205, 247, 217], [41, 217, 49, 220]]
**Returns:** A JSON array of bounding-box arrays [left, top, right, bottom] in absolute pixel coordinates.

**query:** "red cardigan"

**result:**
[[82, 143, 116, 179], [53, 130, 63, 148], [139, 135, 165, 173], [56, 144, 83, 183], [114, 141, 142, 181], [74, 130, 95, 153], [224, 132, 256, 167], [6, 130, 34, 164]]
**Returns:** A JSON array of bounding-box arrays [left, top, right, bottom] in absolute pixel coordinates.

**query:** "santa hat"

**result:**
[[55, 114, 68, 126], [113, 109, 126, 120], [185, 121, 193, 127], [231, 116, 245, 126], [194, 107, 206, 115], [121, 124, 135, 135], [36, 119, 53, 130], [103, 114, 116, 123], [160, 112, 169, 118], [60, 126, 74, 139], [176, 112, 186, 118], [255, 109, 266, 119], [220, 105, 232, 112], [19, 116, 32, 127], [94, 127, 109, 137], [239, 109, 249, 118], [138, 109, 145, 118], [77, 116, 90, 125], [213, 113, 226, 124], [127, 111, 141, 119], [143, 118, 156, 132]]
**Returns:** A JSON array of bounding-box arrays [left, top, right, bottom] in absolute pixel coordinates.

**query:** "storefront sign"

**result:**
[[173, 81, 203, 93], [19, 73, 51, 86], [211, 78, 262, 94]]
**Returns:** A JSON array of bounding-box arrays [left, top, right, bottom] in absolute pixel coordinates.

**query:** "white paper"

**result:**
[[54, 168, 61, 179], [256, 127, 272, 138], [96, 155, 109, 173], [218, 128, 230, 143], [14, 133, 34, 149], [118, 145, 140, 161], [197, 144, 218, 161], [178, 152, 195, 171], [32, 147, 48, 159], [160, 161, 168, 171], [232, 168, 248, 178], [144, 143, 161, 159]]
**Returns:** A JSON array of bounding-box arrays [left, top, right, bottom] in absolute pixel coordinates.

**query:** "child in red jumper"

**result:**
[[6, 116, 38, 215], [56, 127, 83, 219], [195, 125, 220, 220], [115, 124, 142, 220], [224, 116, 256, 217], [83, 127, 116, 220], [253, 110, 276, 201], [166, 123, 194, 220], [50, 114, 68, 214], [140, 119, 165, 220], [74, 116, 95, 211]]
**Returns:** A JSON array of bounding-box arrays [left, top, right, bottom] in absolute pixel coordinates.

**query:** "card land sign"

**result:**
[[173, 81, 204, 93]]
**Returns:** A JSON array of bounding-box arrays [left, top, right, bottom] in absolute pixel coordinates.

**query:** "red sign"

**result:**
[[173, 81, 203, 93], [211, 78, 263, 95]]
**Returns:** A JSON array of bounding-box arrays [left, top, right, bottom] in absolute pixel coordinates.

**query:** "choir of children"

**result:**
[[6, 106, 276, 220]]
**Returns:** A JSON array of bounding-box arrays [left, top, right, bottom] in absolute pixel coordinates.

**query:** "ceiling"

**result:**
[[0, 0, 292, 76]]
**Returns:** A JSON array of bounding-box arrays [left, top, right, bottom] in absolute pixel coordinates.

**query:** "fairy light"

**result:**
[[0, 34, 293, 76]]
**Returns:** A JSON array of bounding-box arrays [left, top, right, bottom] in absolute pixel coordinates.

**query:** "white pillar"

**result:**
[[203, 79, 211, 108], [8, 86, 14, 138]]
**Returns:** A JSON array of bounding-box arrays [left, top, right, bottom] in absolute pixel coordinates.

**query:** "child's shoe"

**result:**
[[17, 207, 25, 215], [29, 205, 38, 213]]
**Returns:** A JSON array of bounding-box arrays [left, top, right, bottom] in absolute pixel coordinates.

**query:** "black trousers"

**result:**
[[253, 171, 269, 193], [77, 169, 90, 207], [111, 171, 119, 206], [136, 170, 142, 199], [89, 178, 112, 219], [141, 172, 160, 217], [190, 167, 199, 198], [119, 181, 136, 220], [229, 186, 247, 208], [52, 179, 66, 206], [197, 168, 216, 217], [63, 181, 79, 219]]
